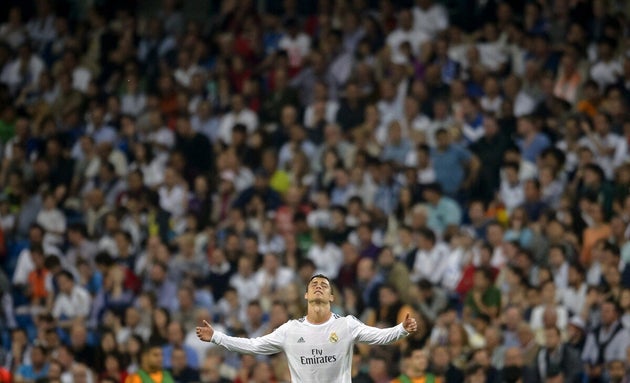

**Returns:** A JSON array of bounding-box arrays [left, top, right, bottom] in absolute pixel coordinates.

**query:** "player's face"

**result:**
[[305, 277, 334, 304]]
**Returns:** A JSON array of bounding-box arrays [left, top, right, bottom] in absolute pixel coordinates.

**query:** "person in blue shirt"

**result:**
[[516, 115, 550, 163], [162, 321, 199, 369], [422, 182, 463, 236], [431, 128, 474, 197], [381, 121, 413, 165], [15, 344, 49, 381]]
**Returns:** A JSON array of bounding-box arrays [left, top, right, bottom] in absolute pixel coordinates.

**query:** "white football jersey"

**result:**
[[211, 313, 409, 382]]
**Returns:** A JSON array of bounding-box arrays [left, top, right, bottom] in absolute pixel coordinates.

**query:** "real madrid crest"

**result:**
[[329, 332, 339, 343]]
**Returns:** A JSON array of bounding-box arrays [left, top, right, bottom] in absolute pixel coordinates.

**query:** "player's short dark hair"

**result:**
[[307, 274, 332, 293]]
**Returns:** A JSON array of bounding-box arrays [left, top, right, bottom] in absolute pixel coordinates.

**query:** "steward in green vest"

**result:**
[[392, 348, 440, 383], [125, 341, 175, 383]]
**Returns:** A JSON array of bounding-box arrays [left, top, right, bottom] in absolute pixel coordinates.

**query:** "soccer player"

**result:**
[[196, 274, 418, 382]]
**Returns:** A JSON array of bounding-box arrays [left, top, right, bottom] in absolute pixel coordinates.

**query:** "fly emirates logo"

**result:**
[[300, 349, 337, 365]]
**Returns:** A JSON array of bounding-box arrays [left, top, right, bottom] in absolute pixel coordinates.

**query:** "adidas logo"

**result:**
[[297, 337, 305, 343]]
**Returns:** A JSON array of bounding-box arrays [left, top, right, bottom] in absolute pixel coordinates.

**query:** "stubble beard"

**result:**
[[309, 297, 326, 305]]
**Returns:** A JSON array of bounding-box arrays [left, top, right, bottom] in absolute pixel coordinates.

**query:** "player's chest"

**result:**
[[284, 322, 351, 353]]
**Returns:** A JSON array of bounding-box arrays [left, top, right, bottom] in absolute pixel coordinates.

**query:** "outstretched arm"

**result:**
[[196, 320, 285, 355], [349, 313, 417, 345]]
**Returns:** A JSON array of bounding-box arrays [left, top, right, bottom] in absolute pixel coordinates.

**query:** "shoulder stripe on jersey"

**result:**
[[349, 315, 363, 323], [333, 313, 340, 319], [298, 316, 306, 322]]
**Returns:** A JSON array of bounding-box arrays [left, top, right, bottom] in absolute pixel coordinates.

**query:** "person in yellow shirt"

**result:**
[[391, 348, 441, 383], [125, 342, 174, 383]]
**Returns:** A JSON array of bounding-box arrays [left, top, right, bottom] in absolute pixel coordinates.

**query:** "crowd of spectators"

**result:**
[[0, 0, 630, 382]]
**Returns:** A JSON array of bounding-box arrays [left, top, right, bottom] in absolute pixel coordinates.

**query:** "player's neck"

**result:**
[[306, 303, 332, 324]]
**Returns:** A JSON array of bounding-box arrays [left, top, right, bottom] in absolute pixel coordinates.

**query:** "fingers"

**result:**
[[404, 315, 418, 332]]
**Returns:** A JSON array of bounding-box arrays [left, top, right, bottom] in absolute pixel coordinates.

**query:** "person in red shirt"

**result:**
[[100, 353, 129, 383], [456, 242, 499, 298]]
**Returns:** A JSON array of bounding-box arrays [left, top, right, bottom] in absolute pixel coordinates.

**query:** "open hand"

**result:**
[[402, 313, 417, 333], [196, 320, 215, 342]]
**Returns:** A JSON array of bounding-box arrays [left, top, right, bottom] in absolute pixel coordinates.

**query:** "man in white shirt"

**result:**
[[376, 79, 406, 144], [548, 245, 569, 291], [278, 18, 311, 70], [52, 270, 91, 327], [499, 161, 524, 214], [229, 257, 260, 305], [218, 94, 259, 145], [0, 43, 45, 94], [158, 167, 187, 220], [197, 274, 417, 383], [503, 75, 536, 117], [529, 281, 569, 334], [278, 125, 318, 170], [560, 263, 588, 318], [386, 9, 429, 62], [412, 0, 449, 38], [306, 231, 343, 279], [581, 300, 630, 381], [60, 50, 92, 93], [405, 144, 436, 185], [578, 112, 627, 179], [254, 253, 295, 294], [503, 146, 538, 182], [409, 227, 451, 285], [173, 49, 202, 89], [589, 38, 623, 90], [12, 224, 60, 287]]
